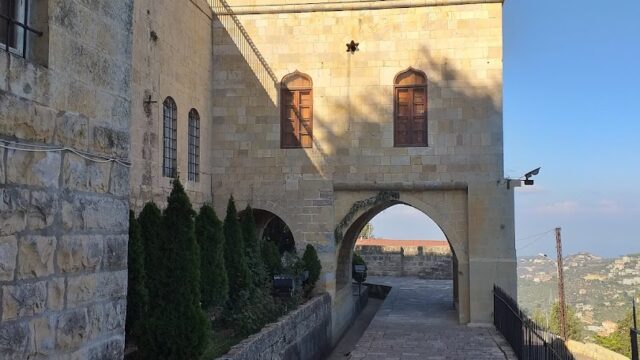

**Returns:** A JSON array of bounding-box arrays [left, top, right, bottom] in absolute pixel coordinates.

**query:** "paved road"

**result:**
[[349, 277, 517, 360]]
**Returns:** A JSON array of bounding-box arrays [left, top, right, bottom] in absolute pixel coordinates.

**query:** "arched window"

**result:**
[[188, 109, 200, 182], [394, 68, 428, 147], [162, 97, 177, 178], [281, 71, 313, 149]]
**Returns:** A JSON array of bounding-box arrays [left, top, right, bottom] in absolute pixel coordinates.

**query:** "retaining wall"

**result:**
[[218, 293, 332, 360]]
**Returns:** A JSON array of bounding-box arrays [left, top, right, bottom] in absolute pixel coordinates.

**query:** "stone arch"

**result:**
[[333, 189, 470, 323]]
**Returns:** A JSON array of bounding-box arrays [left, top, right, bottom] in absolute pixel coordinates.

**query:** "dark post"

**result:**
[[555, 227, 567, 340], [632, 298, 638, 360]]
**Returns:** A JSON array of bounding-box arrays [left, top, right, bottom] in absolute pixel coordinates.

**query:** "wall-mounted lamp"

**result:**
[[523, 167, 541, 186], [346, 40, 359, 54]]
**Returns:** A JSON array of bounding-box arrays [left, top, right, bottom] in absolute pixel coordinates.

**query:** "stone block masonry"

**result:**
[[0, 0, 133, 358], [356, 239, 453, 279], [218, 293, 332, 360]]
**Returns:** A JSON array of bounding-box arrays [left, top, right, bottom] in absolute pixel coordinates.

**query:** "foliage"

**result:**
[[241, 206, 267, 288], [352, 252, 366, 265], [595, 310, 635, 357], [281, 251, 304, 276], [262, 217, 295, 254], [145, 179, 209, 359], [223, 196, 251, 298], [359, 223, 375, 239], [549, 302, 582, 341], [126, 210, 149, 344], [195, 204, 229, 309], [530, 308, 550, 330], [301, 244, 322, 295], [137, 202, 162, 301], [262, 240, 282, 277]]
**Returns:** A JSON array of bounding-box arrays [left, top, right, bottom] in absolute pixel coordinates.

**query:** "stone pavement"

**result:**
[[349, 277, 517, 360]]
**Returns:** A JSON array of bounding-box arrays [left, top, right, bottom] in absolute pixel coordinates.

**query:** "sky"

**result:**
[[371, 0, 640, 258]]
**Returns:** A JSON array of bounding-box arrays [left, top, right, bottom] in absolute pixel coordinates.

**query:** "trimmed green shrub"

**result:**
[[241, 206, 266, 288], [145, 179, 209, 359], [223, 196, 251, 298], [195, 204, 229, 309], [261, 240, 282, 277], [126, 210, 149, 343], [302, 244, 322, 294], [137, 202, 162, 301]]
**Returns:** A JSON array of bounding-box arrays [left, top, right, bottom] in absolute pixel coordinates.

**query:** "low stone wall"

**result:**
[[356, 245, 452, 279], [219, 293, 332, 360]]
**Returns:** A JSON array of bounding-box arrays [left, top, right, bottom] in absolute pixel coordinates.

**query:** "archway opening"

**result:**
[[239, 208, 295, 255], [337, 202, 459, 314]]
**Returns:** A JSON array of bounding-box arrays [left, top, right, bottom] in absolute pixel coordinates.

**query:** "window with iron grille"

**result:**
[[162, 97, 177, 178], [394, 68, 428, 147], [188, 109, 200, 182], [0, 0, 42, 58], [281, 71, 313, 149]]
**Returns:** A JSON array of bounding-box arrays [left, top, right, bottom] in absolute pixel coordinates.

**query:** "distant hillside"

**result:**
[[518, 253, 639, 340]]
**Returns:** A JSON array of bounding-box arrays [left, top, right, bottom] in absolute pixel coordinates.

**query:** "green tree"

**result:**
[[223, 196, 251, 298], [359, 223, 374, 239], [137, 202, 162, 301], [261, 240, 281, 277], [145, 179, 209, 359], [549, 302, 582, 341], [301, 244, 322, 295], [596, 310, 634, 357], [241, 206, 266, 288], [530, 308, 550, 330], [195, 204, 229, 309], [126, 210, 149, 344]]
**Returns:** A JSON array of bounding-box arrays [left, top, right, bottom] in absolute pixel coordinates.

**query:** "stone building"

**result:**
[[0, 1, 133, 358], [1, 0, 516, 356]]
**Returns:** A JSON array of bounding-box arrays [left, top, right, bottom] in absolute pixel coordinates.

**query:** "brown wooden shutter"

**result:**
[[281, 90, 298, 148], [298, 90, 313, 148]]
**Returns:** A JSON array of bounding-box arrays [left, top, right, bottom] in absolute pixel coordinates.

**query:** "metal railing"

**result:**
[[494, 286, 575, 360]]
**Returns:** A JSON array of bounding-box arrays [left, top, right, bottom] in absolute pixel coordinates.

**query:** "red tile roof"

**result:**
[[355, 238, 449, 248]]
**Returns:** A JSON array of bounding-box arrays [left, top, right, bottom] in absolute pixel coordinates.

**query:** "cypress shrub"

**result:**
[[145, 179, 209, 359], [195, 204, 229, 309], [261, 240, 282, 277], [223, 196, 251, 298], [126, 210, 149, 343], [137, 202, 162, 301], [302, 244, 322, 294], [241, 206, 266, 288]]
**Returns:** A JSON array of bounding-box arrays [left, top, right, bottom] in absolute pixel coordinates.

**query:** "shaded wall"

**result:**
[[356, 244, 453, 279]]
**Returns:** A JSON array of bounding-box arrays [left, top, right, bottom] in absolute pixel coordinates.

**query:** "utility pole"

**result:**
[[555, 227, 568, 340]]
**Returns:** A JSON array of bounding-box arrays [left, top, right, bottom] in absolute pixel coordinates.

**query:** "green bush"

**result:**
[[223, 196, 251, 298], [352, 252, 366, 265], [195, 204, 229, 309], [145, 179, 209, 359], [262, 240, 282, 277], [126, 210, 149, 344], [241, 206, 266, 288], [137, 202, 162, 301], [596, 310, 634, 357], [301, 244, 322, 295]]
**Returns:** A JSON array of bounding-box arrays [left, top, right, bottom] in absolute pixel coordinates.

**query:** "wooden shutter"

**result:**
[[281, 90, 298, 148], [395, 86, 427, 147], [298, 90, 313, 148]]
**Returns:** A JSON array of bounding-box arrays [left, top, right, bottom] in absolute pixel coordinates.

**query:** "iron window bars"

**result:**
[[0, 0, 42, 58], [162, 97, 177, 178], [188, 109, 200, 182]]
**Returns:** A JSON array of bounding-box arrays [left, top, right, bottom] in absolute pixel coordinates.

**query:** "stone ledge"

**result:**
[[212, 0, 503, 15]]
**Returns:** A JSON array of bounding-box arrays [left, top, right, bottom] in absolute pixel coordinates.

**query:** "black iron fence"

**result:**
[[493, 286, 575, 360]]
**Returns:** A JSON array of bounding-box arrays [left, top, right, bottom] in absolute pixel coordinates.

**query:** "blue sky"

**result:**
[[371, 1, 640, 258]]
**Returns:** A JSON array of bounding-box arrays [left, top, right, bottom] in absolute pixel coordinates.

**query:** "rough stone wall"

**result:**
[[356, 245, 453, 278], [129, 0, 215, 210], [0, 1, 133, 358], [219, 293, 332, 360]]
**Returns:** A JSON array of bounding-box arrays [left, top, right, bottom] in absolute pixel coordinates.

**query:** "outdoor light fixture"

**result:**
[[523, 167, 541, 186], [346, 40, 359, 54]]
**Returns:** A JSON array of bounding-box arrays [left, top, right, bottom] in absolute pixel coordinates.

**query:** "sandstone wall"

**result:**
[[356, 245, 453, 279], [0, 1, 132, 358], [129, 0, 215, 210], [218, 293, 332, 360]]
